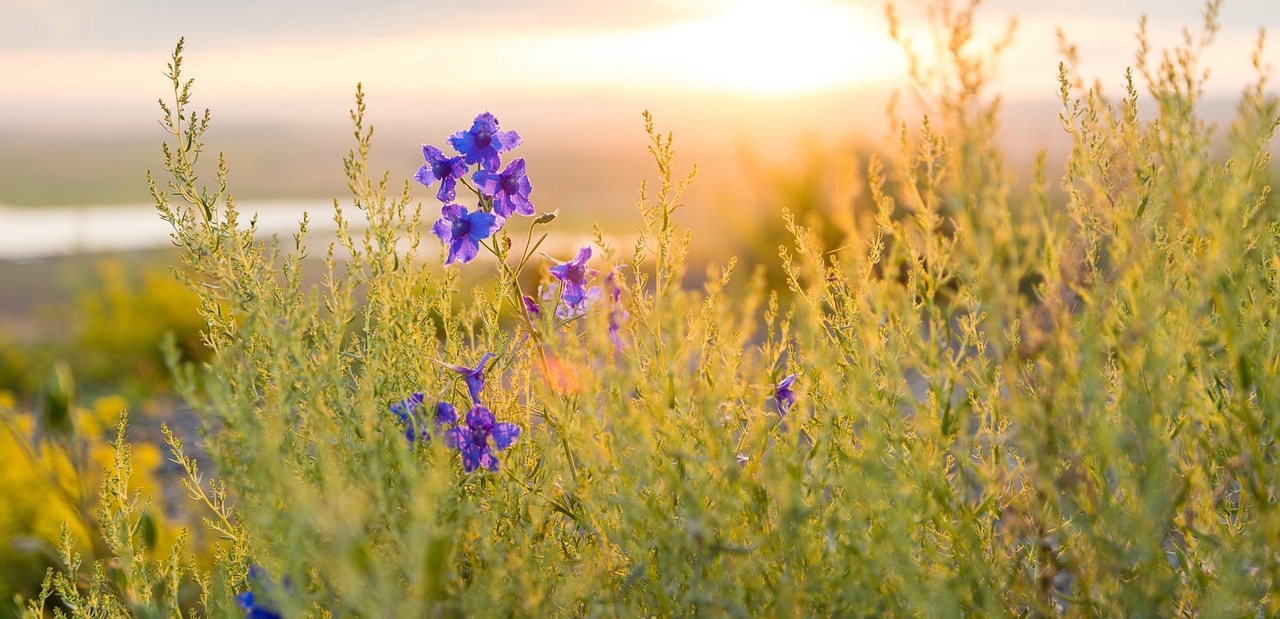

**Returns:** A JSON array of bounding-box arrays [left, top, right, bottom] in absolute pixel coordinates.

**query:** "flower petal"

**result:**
[[473, 169, 500, 196], [436, 176, 457, 202], [491, 422, 521, 450], [496, 129, 522, 151], [431, 217, 453, 243], [460, 449, 481, 473], [444, 426, 468, 450], [449, 237, 479, 265], [467, 211, 501, 242], [435, 401, 458, 426], [448, 131, 475, 156], [467, 406, 496, 432], [414, 164, 436, 187]]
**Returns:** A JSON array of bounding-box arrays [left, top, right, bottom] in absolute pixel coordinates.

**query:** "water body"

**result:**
[[0, 201, 631, 263], [0, 200, 342, 261]]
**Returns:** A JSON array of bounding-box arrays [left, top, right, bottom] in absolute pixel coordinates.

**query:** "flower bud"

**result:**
[[40, 361, 75, 439], [534, 209, 559, 225]]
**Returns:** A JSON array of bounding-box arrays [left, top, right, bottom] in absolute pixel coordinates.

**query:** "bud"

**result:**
[[108, 558, 130, 597], [533, 209, 559, 225], [40, 361, 75, 439], [137, 510, 159, 552]]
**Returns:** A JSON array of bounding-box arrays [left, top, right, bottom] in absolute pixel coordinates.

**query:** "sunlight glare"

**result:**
[[635, 0, 901, 95]]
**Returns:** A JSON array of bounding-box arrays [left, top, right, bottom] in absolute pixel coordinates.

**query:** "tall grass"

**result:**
[[17, 1, 1280, 615]]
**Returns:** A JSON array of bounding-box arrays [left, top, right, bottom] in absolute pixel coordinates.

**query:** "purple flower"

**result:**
[[449, 353, 495, 405], [522, 294, 540, 317], [431, 402, 459, 433], [474, 157, 534, 218], [415, 145, 467, 202], [549, 247, 594, 309], [449, 112, 521, 172], [773, 374, 798, 416], [606, 271, 628, 350], [237, 565, 284, 619], [390, 392, 426, 441], [391, 394, 458, 443], [444, 406, 521, 472], [556, 286, 599, 319], [432, 204, 502, 265]]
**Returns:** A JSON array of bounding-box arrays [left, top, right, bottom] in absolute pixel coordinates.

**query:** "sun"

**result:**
[[633, 0, 902, 96]]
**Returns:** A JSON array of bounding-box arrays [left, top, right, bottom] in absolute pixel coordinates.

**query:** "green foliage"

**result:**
[[26, 2, 1280, 615]]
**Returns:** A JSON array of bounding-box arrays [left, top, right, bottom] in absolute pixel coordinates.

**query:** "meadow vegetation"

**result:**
[[4, 0, 1280, 615]]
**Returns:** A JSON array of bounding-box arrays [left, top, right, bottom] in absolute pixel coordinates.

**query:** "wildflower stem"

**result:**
[[481, 234, 558, 395]]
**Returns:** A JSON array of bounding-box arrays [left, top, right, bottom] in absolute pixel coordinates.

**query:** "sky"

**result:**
[[1, 0, 1278, 208], [5, 0, 1277, 120]]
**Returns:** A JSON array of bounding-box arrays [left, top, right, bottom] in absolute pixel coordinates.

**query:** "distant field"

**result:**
[[0, 250, 174, 341]]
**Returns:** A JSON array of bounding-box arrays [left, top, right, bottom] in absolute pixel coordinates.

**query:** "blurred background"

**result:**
[[1, 0, 1278, 607]]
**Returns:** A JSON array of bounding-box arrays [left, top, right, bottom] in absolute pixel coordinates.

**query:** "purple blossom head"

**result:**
[[432, 204, 502, 265], [415, 145, 467, 202], [522, 294, 540, 317], [449, 353, 495, 405], [444, 405, 522, 472], [391, 394, 458, 443], [237, 565, 284, 619], [556, 286, 600, 319], [390, 392, 426, 441], [548, 247, 594, 309], [448, 112, 522, 172], [433, 401, 459, 429], [474, 157, 534, 218], [773, 373, 798, 417], [606, 271, 628, 351]]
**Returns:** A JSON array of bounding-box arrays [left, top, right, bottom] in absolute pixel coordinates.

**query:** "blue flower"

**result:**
[[449, 112, 521, 172], [391, 394, 458, 443], [415, 144, 468, 202], [473, 157, 534, 218], [773, 374, 798, 417], [448, 353, 495, 405], [236, 565, 284, 619], [548, 247, 594, 309], [432, 204, 502, 265], [445, 405, 521, 472]]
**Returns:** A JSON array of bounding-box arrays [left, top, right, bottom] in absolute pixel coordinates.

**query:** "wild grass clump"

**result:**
[[18, 1, 1280, 615]]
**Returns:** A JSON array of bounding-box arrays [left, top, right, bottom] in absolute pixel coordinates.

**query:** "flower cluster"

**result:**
[[445, 405, 521, 473], [390, 393, 458, 443], [418, 113, 534, 265], [523, 246, 617, 321], [391, 353, 521, 473]]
